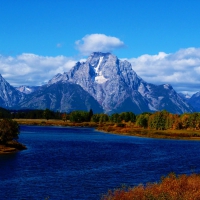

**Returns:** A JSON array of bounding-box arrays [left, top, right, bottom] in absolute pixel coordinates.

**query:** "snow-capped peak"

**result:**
[[163, 84, 172, 89], [15, 85, 39, 94]]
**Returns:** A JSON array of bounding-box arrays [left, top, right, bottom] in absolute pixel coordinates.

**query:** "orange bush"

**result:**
[[102, 173, 200, 200]]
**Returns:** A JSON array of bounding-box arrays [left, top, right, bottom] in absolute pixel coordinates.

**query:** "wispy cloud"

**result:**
[[75, 33, 125, 56], [0, 54, 76, 86], [56, 43, 63, 48], [127, 47, 200, 94]]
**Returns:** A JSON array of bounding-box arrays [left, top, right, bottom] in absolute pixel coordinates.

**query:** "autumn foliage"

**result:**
[[135, 111, 200, 131], [102, 173, 200, 200]]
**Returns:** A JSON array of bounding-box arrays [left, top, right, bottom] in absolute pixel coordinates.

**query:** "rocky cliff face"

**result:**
[[49, 52, 194, 114], [48, 53, 150, 114], [0, 74, 24, 108]]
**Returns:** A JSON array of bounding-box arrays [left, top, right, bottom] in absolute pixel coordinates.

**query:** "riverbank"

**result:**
[[102, 173, 200, 200], [0, 140, 27, 154], [97, 124, 200, 140], [15, 119, 200, 140]]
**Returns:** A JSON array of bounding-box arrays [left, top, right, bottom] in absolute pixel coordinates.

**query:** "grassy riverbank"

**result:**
[[97, 124, 200, 140], [15, 119, 200, 140]]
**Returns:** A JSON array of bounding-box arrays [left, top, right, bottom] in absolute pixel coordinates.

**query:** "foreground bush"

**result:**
[[102, 173, 200, 200], [0, 119, 19, 143]]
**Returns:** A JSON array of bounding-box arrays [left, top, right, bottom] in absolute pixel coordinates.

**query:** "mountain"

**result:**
[[0, 52, 195, 114], [140, 83, 193, 114], [49, 52, 194, 114], [178, 93, 191, 102], [188, 92, 200, 112], [15, 85, 39, 94], [178, 92, 200, 112], [48, 53, 150, 114], [18, 81, 103, 113], [0, 74, 24, 108]]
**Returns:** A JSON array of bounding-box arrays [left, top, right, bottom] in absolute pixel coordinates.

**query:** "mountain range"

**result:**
[[0, 52, 199, 114]]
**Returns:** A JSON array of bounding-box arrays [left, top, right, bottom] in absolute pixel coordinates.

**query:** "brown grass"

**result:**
[[102, 173, 200, 200], [15, 119, 200, 140], [97, 123, 200, 140], [14, 119, 98, 127]]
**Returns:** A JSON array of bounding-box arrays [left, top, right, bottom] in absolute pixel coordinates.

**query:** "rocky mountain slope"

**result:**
[[18, 81, 103, 113], [0, 52, 196, 114], [188, 92, 200, 112], [0, 74, 24, 108], [49, 52, 194, 114], [15, 85, 39, 94], [178, 93, 191, 102]]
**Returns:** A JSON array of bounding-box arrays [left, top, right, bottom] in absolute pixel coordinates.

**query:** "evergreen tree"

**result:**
[[88, 109, 93, 121]]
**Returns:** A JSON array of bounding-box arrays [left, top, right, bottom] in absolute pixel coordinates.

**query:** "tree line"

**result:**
[[1, 107, 200, 130], [0, 108, 136, 123], [58, 110, 200, 131], [135, 110, 200, 130]]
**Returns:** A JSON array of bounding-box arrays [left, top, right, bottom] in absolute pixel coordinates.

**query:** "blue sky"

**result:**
[[1, 0, 200, 95]]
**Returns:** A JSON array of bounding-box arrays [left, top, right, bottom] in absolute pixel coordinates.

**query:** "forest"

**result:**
[[0, 107, 200, 131]]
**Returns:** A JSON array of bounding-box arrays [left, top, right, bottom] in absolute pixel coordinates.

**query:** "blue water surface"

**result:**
[[1, 125, 200, 199]]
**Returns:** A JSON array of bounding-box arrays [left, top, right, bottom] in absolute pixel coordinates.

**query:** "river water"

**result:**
[[1, 125, 200, 199]]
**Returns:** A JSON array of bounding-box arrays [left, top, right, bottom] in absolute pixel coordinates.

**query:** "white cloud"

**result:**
[[75, 33, 125, 56], [127, 47, 200, 95], [1, 47, 200, 95], [0, 53, 76, 86], [56, 43, 63, 48]]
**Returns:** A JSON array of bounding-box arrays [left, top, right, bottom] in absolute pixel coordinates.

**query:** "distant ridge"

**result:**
[[0, 52, 195, 114]]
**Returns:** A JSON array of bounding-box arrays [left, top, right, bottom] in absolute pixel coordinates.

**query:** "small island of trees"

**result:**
[[0, 117, 27, 154], [0, 119, 19, 143]]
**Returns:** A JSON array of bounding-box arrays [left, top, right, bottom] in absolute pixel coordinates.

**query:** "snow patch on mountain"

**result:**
[[95, 75, 108, 84], [94, 56, 108, 84], [164, 84, 171, 89], [15, 85, 39, 94], [94, 56, 103, 73], [148, 103, 157, 111]]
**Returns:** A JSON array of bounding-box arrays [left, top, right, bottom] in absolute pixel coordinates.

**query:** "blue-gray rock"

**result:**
[[15, 85, 39, 94], [0, 74, 25, 108], [49, 52, 194, 114], [188, 92, 200, 112], [18, 81, 103, 113]]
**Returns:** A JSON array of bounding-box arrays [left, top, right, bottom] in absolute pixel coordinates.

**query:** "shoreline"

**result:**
[[96, 127, 200, 141], [15, 119, 200, 141], [2, 118, 200, 154], [0, 141, 27, 155]]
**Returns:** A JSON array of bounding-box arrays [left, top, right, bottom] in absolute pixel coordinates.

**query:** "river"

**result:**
[[1, 125, 200, 199]]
